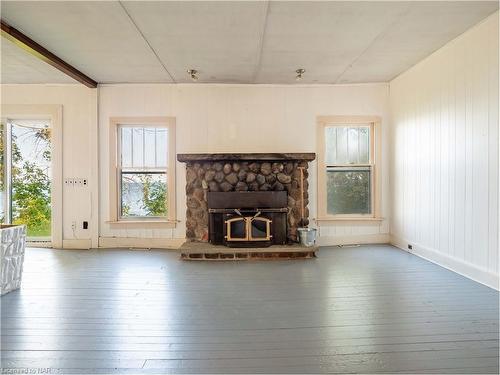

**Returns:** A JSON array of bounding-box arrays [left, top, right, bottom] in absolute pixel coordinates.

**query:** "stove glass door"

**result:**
[[225, 217, 248, 241], [249, 217, 271, 241]]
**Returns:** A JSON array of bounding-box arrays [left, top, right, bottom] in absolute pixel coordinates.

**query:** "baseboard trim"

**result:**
[[62, 239, 92, 249], [391, 235, 499, 291], [98, 237, 185, 250], [318, 233, 390, 247], [27, 241, 52, 248]]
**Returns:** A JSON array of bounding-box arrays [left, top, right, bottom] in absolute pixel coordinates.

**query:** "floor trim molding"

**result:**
[[98, 237, 185, 249], [391, 235, 499, 291], [62, 239, 92, 249], [317, 233, 390, 246]]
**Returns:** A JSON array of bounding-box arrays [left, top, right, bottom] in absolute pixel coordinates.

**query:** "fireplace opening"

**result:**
[[208, 191, 287, 247]]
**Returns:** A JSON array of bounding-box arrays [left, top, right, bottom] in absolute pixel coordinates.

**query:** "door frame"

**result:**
[[1, 104, 63, 248]]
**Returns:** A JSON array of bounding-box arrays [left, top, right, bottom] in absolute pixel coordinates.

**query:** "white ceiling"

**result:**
[[1, 1, 498, 85]]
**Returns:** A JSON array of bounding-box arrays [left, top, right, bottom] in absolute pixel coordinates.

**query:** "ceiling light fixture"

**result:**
[[295, 68, 306, 81], [187, 69, 199, 81]]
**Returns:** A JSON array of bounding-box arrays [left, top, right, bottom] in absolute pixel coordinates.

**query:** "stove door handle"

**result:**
[[251, 211, 261, 219]]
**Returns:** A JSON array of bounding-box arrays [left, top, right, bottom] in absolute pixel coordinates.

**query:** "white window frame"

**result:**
[[317, 116, 382, 222], [108, 117, 176, 228]]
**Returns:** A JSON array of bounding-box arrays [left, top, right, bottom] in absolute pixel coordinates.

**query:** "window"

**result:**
[[1, 104, 63, 248], [1, 119, 52, 240], [109, 118, 176, 226], [317, 116, 381, 220]]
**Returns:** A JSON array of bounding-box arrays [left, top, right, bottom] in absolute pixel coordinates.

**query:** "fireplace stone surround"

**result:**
[[177, 153, 316, 243]]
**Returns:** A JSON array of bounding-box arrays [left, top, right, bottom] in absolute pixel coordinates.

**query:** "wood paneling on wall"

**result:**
[[389, 13, 499, 289]]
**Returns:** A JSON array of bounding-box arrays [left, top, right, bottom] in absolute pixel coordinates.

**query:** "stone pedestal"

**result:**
[[1, 224, 27, 296]]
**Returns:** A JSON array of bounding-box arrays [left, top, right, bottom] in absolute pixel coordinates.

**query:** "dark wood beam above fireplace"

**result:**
[[1, 19, 98, 88], [177, 153, 316, 162]]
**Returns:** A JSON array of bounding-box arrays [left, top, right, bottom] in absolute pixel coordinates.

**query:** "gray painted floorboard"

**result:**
[[1, 244, 498, 374]]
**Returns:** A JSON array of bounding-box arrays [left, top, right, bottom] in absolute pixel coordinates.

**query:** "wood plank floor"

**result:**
[[1, 244, 498, 374]]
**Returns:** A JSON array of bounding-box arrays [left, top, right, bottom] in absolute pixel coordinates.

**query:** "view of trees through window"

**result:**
[[327, 167, 371, 215], [0, 120, 51, 238], [119, 126, 168, 218], [121, 173, 168, 217]]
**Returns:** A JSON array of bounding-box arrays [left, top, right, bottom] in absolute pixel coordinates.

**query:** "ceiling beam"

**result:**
[[1, 19, 98, 88]]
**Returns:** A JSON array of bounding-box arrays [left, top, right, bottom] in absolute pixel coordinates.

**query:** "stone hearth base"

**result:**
[[179, 242, 318, 261]]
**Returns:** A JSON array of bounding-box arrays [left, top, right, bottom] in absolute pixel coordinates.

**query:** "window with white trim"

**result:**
[[318, 118, 379, 219], [109, 117, 176, 226], [118, 125, 169, 218]]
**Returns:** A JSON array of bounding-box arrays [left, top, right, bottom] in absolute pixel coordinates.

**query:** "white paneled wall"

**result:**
[[98, 84, 391, 245], [390, 13, 499, 289]]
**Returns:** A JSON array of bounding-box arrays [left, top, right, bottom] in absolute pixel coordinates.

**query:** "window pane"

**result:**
[[348, 127, 360, 163], [326, 126, 348, 164], [132, 128, 144, 167], [359, 127, 370, 163], [121, 172, 168, 217], [156, 129, 168, 168], [325, 125, 370, 165], [120, 127, 132, 167], [327, 166, 371, 215], [120, 126, 169, 169], [144, 128, 156, 168], [325, 127, 336, 165]]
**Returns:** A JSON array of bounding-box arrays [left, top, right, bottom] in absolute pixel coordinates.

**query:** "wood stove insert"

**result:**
[[208, 191, 288, 247]]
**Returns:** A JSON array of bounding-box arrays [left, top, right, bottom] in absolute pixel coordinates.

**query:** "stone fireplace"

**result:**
[[177, 153, 315, 244]]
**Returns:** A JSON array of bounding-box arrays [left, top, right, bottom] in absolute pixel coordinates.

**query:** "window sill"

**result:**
[[106, 220, 178, 229], [314, 217, 384, 225]]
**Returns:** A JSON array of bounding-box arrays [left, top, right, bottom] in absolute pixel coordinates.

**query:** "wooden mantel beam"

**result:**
[[177, 153, 316, 162], [1, 19, 98, 88]]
